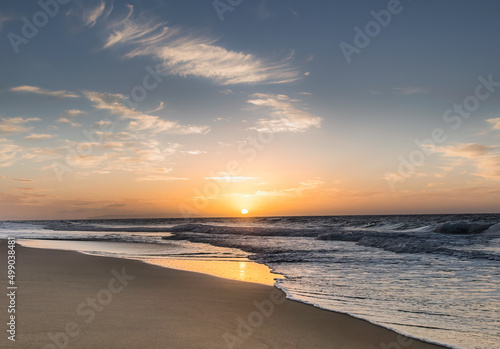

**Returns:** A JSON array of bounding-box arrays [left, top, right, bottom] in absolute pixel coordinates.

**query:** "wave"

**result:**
[[164, 223, 500, 261], [4, 216, 499, 262], [433, 222, 492, 235], [166, 223, 322, 237], [484, 223, 500, 235]]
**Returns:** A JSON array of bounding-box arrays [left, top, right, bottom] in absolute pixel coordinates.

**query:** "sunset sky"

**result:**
[[1, 0, 500, 219]]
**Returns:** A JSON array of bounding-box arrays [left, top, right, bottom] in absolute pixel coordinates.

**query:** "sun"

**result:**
[[241, 209, 249, 215]]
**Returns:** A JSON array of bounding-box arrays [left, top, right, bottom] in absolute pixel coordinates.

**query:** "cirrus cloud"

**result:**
[[0, 117, 41, 134], [10, 86, 79, 98], [247, 93, 322, 133], [103, 5, 301, 85], [83, 90, 209, 135]]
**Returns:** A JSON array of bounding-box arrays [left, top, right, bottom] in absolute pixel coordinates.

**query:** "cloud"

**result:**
[[146, 101, 165, 113], [24, 133, 56, 140], [0, 190, 58, 207], [103, 5, 301, 85], [134, 167, 188, 182], [0, 175, 36, 183], [487, 117, 500, 130], [0, 141, 22, 167], [433, 143, 500, 180], [0, 15, 14, 29], [12, 187, 44, 192], [0, 117, 41, 134], [83, 90, 209, 134], [127, 115, 210, 135], [103, 5, 174, 48], [50, 134, 188, 178], [253, 179, 324, 198], [205, 173, 256, 183], [10, 86, 79, 98], [136, 175, 188, 181], [434, 143, 499, 158], [247, 93, 322, 132], [407, 185, 500, 200], [184, 150, 206, 155], [57, 117, 82, 127], [96, 120, 113, 127], [10, 178, 35, 183], [328, 188, 382, 198], [65, 109, 85, 117], [256, 1, 272, 20], [392, 87, 427, 95], [105, 203, 126, 208], [83, 1, 107, 27]]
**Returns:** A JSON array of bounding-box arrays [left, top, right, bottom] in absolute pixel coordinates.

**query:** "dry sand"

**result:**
[[0, 240, 447, 349]]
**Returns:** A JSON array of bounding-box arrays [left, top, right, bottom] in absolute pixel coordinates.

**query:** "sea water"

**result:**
[[1, 214, 499, 349]]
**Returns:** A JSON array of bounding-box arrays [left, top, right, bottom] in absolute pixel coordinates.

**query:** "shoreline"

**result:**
[[0, 239, 449, 348]]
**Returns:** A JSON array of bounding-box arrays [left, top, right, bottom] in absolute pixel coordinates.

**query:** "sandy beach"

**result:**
[[0, 239, 447, 349]]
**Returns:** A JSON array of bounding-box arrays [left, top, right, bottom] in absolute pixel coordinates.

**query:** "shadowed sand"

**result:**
[[0, 240, 448, 349]]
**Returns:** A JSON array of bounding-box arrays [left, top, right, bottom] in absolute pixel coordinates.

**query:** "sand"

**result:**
[[0, 240, 447, 349]]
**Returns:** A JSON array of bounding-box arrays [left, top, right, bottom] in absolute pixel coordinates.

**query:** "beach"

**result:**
[[0, 239, 447, 349]]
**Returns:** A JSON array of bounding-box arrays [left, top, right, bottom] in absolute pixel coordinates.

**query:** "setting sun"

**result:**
[[241, 209, 248, 215]]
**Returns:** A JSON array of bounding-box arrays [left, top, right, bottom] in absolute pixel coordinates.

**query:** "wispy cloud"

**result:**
[[0, 174, 36, 183], [83, 1, 107, 27], [487, 117, 500, 130], [10, 86, 79, 98], [0, 117, 40, 134], [146, 101, 165, 113], [253, 179, 324, 198], [57, 117, 82, 128], [127, 115, 209, 135], [256, 0, 272, 20], [103, 5, 301, 85], [205, 173, 256, 183], [10, 177, 36, 183], [183, 150, 206, 155], [83, 90, 209, 134], [392, 87, 427, 95], [0, 191, 58, 207], [0, 139, 22, 167], [433, 143, 500, 180], [247, 93, 322, 133], [0, 15, 14, 29], [434, 143, 499, 157], [136, 175, 188, 182], [24, 133, 56, 140], [103, 5, 174, 48], [65, 109, 85, 117]]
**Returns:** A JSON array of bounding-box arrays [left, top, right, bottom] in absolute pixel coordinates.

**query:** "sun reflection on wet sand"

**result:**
[[140, 258, 283, 286]]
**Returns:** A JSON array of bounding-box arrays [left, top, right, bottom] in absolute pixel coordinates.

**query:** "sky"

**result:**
[[0, 0, 500, 219]]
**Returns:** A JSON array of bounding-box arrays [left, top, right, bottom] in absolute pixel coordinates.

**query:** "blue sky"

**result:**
[[1, 0, 500, 219]]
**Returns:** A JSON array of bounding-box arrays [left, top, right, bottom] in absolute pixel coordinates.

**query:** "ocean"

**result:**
[[1, 214, 499, 349]]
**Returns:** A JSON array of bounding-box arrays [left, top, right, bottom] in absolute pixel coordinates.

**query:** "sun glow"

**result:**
[[241, 209, 248, 214]]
